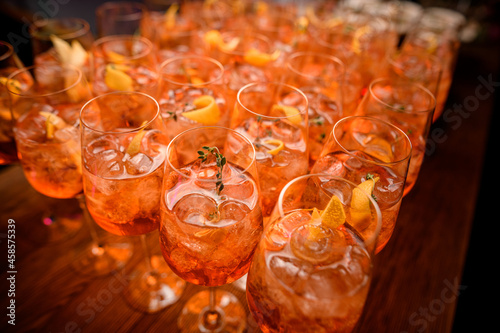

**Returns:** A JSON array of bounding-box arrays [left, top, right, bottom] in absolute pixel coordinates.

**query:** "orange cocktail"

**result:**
[[231, 82, 309, 217], [311, 116, 411, 253], [247, 174, 381, 332]]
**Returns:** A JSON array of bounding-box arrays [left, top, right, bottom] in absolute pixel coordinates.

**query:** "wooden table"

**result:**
[[1, 39, 498, 332]]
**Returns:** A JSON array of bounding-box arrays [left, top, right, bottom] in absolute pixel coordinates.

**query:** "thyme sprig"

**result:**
[[197, 146, 226, 194]]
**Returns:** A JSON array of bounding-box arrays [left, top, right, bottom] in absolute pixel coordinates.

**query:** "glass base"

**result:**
[[71, 236, 133, 276], [42, 209, 82, 243], [178, 290, 246, 333], [123, 255, 186, 313]]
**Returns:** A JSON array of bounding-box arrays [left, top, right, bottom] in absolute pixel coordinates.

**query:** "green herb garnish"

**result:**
[[197, 146, 226, 194]]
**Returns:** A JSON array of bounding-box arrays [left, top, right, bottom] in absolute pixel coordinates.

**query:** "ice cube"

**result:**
[[271, 120, 302, 143], [86, 135, 120, 155], [268, 254, 313, 291], [218, 200, 250, 224], [343, 156, 363, 171], [172, 193, 218, 225], [54, 126, 79, 143], [220, 176, 256, 202], [124, 152, 154, 175], [311, 153, 347, 179]]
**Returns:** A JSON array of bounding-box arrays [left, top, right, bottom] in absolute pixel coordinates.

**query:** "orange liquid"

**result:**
[[311, 151, 404, 253], [14, 110, 82, 199], [247, 210, 372, 332], [160, 159, 263, 286], [83, 131, 166, 236]]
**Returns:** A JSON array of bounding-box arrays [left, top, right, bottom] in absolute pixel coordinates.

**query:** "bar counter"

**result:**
[[1, 37, 498, 333]]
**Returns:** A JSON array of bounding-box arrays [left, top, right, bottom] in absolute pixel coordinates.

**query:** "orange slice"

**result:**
[[50, 35, 88, 68], [244, 48, 280, 67], [271, 104, 302, 125], [164, 3, 179, 29], [126, 122, 148, 156], [182, 95, 221, 125], [352, 25, 372, 54], [350, 177, 379, 229], [104, 64, 133, 91], [203, 30, 240, 52], [320, 195, 346, 229], [263, 139, 284, 155], [39, 112, 67, 139]]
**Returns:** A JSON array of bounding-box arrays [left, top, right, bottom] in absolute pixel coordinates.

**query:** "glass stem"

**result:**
[[77, 195, 103, 253], [201, 287, 223, 331], [140, 234, 153, 273], [209, 287, 216, 312]]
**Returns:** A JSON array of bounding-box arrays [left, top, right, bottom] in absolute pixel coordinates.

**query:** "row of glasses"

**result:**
[[4, 1, 457, 331], [6, 63, 133, 274], [0, 41, 25, 165]]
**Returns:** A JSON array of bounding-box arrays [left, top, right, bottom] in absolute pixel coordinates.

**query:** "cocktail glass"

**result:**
[[8, 64, 130, 274], [283, 51, 345, 168], [355, 78, 435, 196], [157, 55, 228, 141], [246, 173, 382, 332], [80, 91, 186, 312], [231, 81, 309, 218], [384, 48, 442, 102], [91, 34, 159, 96], [142, 3, 204, 62], [311, 116, 412, 253], [202, 30, 279, 106], [400, 11, 461, 122], [29, 17, 94, 81], [95, 1, 149, 37], [0, 41, 26, 165], [312, 9, 398, 89], [160, 126, 263, 332]]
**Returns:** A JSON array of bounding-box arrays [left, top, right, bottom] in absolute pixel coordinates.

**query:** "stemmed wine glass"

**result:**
[[90, 34, 159, 96], [282, 51, 345, 168], [159, 126, 263, 332], [0, 40, 26, 165], [247, 173, 382, 332], [95, 1, 149, 37], [231, 81, 309, 218], [354, 78, 436, 196], [80, 91, 186, 313], [311, 116, 412, 253], [29, 17, 94, 81], [157, 55, 228, 141], [7, 64, 130, 274]]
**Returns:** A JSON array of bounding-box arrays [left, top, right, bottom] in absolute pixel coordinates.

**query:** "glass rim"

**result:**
[[6, 64, 84, 98], [92, 34, 154, 62], [159, 55, 224, 86], [286, 51, 346, 81], [96, 1, 148, 20], [236, 81, 309, 120], [386, 49, 442, 73], [0, 41, 14, 61], [333, 115, 413, 165], [29, 17, 91, 41], [277, 173, 382, 248], [80, 91, 160, 134], [166, 125, 257, 183], [368, 77, 437, 114]]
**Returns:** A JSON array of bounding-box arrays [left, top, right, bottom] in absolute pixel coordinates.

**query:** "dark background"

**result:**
[[1, 0, 498, 331]]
